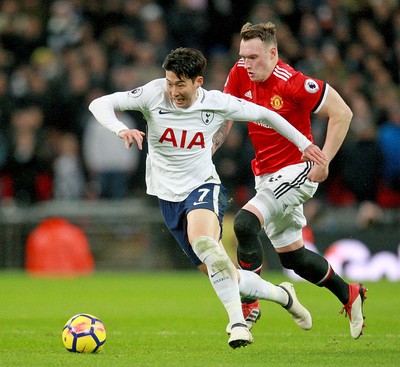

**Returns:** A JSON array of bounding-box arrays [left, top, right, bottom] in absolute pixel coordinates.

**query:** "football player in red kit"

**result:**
[[218, 22, 366, 339]]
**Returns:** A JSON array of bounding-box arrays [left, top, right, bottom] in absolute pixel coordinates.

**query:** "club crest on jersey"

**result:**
[[202, 110, 214, 125], [304, 79, 319, 93], [128, 87, 143, 98], [270, 95, 283, 110]]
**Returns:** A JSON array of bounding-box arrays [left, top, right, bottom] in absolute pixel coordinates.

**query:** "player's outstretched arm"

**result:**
[[118, 129, 145, 150]]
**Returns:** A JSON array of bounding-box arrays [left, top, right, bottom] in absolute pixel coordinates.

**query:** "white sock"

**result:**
[[192, 236, 246, 326], [238, 269, 289, 306]]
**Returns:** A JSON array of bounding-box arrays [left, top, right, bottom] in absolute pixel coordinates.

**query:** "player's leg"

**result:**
[[237, 269, 312, 330], [233, 207, 263, 328], [225, 268, 312, 333], [269, 200, 367, 339], [251, 162, 367, 338], [186, 183, 253, 348], [233, 187, 281, 329], [188, 209, 253, 348], [234, 207, 264, 275], [158, 191, 252, 348], [276, 239, 367, 339]]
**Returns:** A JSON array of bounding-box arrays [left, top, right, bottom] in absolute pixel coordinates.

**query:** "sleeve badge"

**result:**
[[304, 79, 319, 94], [128, 87, 143, 98]]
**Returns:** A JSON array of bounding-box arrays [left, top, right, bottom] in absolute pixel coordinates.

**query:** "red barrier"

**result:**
[[25, 217, 94, 277]]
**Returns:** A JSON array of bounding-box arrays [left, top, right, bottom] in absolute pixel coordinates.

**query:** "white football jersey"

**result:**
[[89, 78, 311, 201]]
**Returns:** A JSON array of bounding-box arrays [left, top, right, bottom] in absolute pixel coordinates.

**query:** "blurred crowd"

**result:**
[[0, 0, 399, 227]]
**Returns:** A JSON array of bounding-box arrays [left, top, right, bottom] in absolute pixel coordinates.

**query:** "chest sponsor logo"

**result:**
[[270, 95, 283, 110], [304, 79, 319, 93], [159, 128, 205, 149], [201, 110, 214, 125], [159, 109, 173, 114]]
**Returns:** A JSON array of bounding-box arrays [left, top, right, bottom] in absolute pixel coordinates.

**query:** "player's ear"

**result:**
[[270, 47, 277, 58], [196, 76, 204, 87]]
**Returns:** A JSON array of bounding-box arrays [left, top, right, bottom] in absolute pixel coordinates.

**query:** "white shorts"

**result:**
[[248, 162, 318, 249]]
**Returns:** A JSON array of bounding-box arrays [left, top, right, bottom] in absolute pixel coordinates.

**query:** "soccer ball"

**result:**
[[62, 313, 106, 353]]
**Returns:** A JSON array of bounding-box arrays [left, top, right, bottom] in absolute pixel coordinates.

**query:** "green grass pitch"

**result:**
[[0, 271, 398, 367]]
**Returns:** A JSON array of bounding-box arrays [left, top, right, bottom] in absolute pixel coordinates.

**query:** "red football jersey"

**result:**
[[224, 58, 328, 176]]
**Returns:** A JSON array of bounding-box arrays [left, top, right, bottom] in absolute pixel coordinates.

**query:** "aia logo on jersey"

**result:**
[[270, 95, 283, 110], [128, 87, 143, 98], [304, 79, 319, 94], [201, 110, 214, 125], [159, 128, 205, 149]]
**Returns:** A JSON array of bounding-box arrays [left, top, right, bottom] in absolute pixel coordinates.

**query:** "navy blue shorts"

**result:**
[[158, 183, 227, 266]]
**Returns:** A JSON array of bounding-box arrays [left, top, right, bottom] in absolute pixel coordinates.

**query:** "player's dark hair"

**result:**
[[162, 47, 207, 81], [240, 22, 277, 46]]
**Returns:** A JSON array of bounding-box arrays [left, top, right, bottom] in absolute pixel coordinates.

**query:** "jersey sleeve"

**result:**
[[286, 72, 327, 113], [88, 92, 132, 135], [88, 80, 159, 135]]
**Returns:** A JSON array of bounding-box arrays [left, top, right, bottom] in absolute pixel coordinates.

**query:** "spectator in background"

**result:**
[[0, 70, 13, 131], [53, 132, 85, 200], [82, 90, 140, 199], [80, 42, 109, 89], [298, 12, 323, 50], [52, 60, 92, 138], [205, 0, 255, 55], [316, 42, 349, 88], [1, 103, 53, 205], [379, 102, 400, 193], [142, 14, 171, 65], [132, 42, 165, 86], [164, 0, 209, 52], [340, 93, 384, 228], [0, 0, 46, 66], [46, 0, 83, 53]]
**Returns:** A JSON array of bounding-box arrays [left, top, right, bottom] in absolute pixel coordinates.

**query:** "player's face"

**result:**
[[239, 38, 277, 82], [165, 70, 203, 108]]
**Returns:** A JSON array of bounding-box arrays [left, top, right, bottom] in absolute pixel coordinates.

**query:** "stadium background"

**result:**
[[0, 0, 399, 280]]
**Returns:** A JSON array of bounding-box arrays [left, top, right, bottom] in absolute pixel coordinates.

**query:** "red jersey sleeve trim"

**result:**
[[312, 83, 329, 113]]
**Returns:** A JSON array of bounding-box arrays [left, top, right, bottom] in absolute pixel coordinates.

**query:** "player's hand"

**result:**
[[118, 129, 145, 150], [301, 144, 328, 166], [307, 163, 329, 183]]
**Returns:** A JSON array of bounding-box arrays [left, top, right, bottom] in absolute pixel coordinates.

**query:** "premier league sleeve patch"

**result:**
[[128, 87, 143, 98], [304, 79, 319, 94]]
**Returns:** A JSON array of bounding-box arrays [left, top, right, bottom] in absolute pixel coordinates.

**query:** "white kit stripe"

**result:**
[[213, 184, 220, 215], [273, 65, 293, 81], [275, 65, 292, 78], [273, 70, 289, 81]]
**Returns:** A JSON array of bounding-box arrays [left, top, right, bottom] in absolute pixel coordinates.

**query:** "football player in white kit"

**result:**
[[89, 47, 327, 349]]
